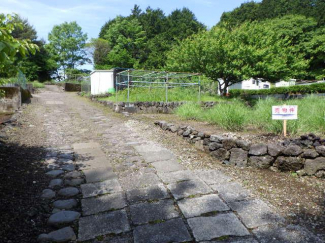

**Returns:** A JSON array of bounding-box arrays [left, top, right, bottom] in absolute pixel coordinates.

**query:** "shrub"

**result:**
[[175, 102, 202, 120], [229, 83, 325, 98]]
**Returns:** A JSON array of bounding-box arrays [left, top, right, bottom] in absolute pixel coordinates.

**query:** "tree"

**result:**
[[0, 14, 38, 79], [103, 16, 146, 68], [88, 38, 110, 69], [219, 0, 325, 27], [166, 8, 206, 41], [47, 21, 89, 79], [166, 20, 309, 94]]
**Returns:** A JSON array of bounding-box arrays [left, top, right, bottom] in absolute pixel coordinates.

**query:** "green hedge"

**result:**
[[229, 83, 325, 97]]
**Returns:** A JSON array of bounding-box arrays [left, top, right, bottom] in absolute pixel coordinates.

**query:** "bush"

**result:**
[[29, 81, 45, 88], [203, 100, 249, 131], [229, 83, 325, 98], [176, 95, 325, 135], [175, 102, 202, 120]]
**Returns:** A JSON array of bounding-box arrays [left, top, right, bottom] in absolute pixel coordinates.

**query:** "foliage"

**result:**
[[220, 0, 325, 27], [176, 95, 325, 135], [95, 6, 205, 69], [229, 83, 325, 97], [29, 80, 45, 88], [87, 38, 110, 69], [166, 20, 308, 94], [47, 21, 89, 80], [0, 13, 38, 80], [103, 16, 146, 68], [99, 87, 221, 103]]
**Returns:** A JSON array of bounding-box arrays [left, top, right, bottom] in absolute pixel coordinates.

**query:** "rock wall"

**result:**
[[64, 83, 81, 92], [155, 121, 325, 178], [0, 87, 21, 113], [93, 100, 219, 114]]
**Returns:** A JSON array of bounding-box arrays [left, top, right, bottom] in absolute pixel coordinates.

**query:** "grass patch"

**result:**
[[176, 95, 325, 136], [98, 87, 221, 102], [29, 81, 45, 88]]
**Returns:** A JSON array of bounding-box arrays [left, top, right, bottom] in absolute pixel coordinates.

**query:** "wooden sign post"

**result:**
[[272, 105, 298, 137]]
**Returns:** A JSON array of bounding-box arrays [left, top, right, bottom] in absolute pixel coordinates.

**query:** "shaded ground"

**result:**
[[0, 101, 51, 242]]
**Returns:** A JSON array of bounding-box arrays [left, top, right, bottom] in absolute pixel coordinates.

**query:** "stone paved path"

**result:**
[[37, 86, 322, 242]]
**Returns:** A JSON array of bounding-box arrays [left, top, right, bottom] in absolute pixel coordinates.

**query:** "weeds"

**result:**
[[176, 95, 325, 135]]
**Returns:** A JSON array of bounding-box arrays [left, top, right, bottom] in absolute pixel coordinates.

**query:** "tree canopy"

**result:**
[[166, 18, 309, 94], [47, 21, 89, 80], [0, 14, 38, 80], [94, 5, 205, 69]]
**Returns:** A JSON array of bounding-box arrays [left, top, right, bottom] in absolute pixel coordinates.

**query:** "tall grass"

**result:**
[[176, 95, 325, 135], [29, 81, 45, 88], [99, 87, 221, 102]]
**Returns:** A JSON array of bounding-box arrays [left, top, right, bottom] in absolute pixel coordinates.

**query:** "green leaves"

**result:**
[[166, 19, 310, 94], [46, 21, 89, 80], [0, 13, 39, 79]]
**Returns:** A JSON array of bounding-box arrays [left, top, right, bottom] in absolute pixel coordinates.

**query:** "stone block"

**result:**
[[194, 170, 231, 185], [223, 138, 237, 150], [229, 199, 285, 228], [230, 148, 248, 167], [167, 179, 212, 200], [274, 156, 304, 172], [81, 179, 122, 198], [130, 199, 179, 225], [283, 145, 303, 156], [133, 218, 191, 243], [177, 194, 229, 218], [81, 192, 126, 216], [249, 155, 274, 169], [211, 182, 251, 203], [157, 170, 200, 184], [151, 160, 184, 172], [267, 143, 284, 157], [249, 144, 268, 156], [126, 184, 169, 204], [304, 157, 325, 175], [187, 213, 250, 241], [78, 210, 130, 241], [84, 168, 117, 183]]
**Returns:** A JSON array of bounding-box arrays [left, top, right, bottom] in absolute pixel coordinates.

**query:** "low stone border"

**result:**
[[155, 121, 325, 178], [90, 99, 220, 114], [38, 146, 85, 242]]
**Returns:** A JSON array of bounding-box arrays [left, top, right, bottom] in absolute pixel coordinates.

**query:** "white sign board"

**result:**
[[272, 105, 298, 120]]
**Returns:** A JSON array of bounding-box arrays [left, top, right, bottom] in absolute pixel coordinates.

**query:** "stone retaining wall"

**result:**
[[155, 121, 325, 178], [0, 87, 22, 113], [64, 83, 81, 92], [92, 99, 219, 114]]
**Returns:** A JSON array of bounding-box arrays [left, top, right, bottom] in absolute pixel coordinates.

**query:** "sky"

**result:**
[[1, 0, 260, 41]]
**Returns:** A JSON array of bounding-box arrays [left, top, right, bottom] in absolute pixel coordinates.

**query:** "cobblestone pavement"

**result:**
[[37, 86, 322, 242]]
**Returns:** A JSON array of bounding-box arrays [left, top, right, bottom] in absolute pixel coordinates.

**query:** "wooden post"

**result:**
[[283, 119, 287, 137], [283, 104, 287, 137]]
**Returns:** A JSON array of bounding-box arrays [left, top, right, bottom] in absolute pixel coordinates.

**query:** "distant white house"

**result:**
[[90, 70, 115, 95], [275, 79, 296, 87], [228, 78, 271, 91]]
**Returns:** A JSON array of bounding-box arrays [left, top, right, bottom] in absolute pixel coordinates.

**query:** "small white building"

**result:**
[[90, 70, 115, 95], [275, 79, 296, 87], [228, 78, 271, 90]]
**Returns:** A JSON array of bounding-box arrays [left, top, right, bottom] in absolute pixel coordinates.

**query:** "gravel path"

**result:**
[[1, 86, 323, 243]]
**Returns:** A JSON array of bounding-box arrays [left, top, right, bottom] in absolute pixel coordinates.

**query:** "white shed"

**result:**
[[90, 70, 115, 95], [228, 78, 271, 90]]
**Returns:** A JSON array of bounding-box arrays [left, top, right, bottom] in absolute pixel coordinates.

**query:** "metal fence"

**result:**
[[116, 69, 201, 103]]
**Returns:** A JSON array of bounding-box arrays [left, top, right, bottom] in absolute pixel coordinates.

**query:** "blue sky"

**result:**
[[1, 0, 260, 41]]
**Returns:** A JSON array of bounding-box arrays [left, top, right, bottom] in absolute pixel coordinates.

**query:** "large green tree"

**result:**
[[0, 14, 38, 80], [166, 20, 309, 94], [47, 21, 89, 80], [95, 5, 205, 70], [220, 0, 325, 27], [103, 16, 146, 68]]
